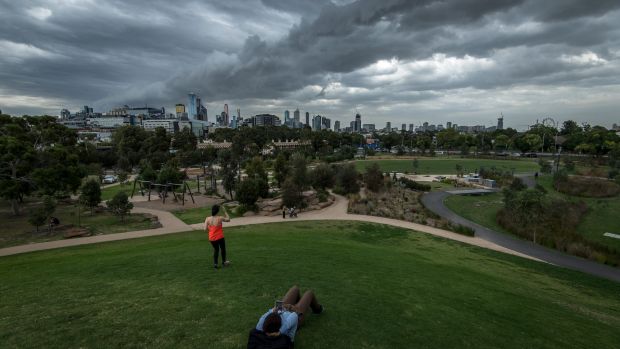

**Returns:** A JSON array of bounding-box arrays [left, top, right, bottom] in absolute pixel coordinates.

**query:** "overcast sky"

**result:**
[[1, 0, 619, 129]]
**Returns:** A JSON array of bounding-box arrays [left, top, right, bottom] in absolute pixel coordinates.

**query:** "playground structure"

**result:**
[[130, 179, 195, 205]]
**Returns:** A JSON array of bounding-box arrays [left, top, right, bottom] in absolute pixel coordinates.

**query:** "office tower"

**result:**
[[386, 122, 391, 131], [237, 108, 241, 119], [401, 124, 405, 131], [196, 97, 202, 118], [497, 115, 504, 130], [294, 109, 300, 122], [354, 113, 362, 132], [446, 121, 452, 129], [305, 112, 310, 126], [224, 104, 229, 126], [313, 115, 322, 131], [334, 120, 340, 132], [322, 116, 331, 130], [187, 93, 197, 120], [408, 124, 414, 132], [60, 109, 71, 119], [175, 104, 186, 119]]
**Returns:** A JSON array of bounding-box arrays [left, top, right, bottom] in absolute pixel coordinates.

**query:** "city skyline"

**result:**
[[1, 1, 620, 128]]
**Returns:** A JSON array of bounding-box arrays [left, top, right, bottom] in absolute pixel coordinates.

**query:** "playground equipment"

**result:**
[[130, 179, 195, 205]]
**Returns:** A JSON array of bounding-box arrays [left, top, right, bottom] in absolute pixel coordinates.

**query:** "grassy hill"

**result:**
[[1, 221, 619, 348]]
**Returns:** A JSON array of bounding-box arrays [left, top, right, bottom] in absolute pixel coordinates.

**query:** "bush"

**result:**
[[106, 191, 133, 222], [554, 176, 620, 198], [364, 163, 384, 192], [333, 164, 360, 195], [451, 224, 475, 237], [398, 177, 431, 192], [80, 179, 102, 213], [312, 162, 335, 190], [236, 178, 260, 210], [538, 159, 552, 174], [282, 178, 304, 208]]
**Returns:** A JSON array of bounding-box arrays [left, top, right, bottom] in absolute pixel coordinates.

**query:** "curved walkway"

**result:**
[[421, 190, 620, 283], [0, 195, 536, 262]]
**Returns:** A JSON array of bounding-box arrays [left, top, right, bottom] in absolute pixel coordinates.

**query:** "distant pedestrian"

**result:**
[[204, 205, 231, 269], [282, 206, 286, 219]]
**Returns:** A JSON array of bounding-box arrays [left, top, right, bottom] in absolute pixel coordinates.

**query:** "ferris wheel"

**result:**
[[541, 117, 556, 128]]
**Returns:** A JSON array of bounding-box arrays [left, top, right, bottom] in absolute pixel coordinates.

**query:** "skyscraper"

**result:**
[[447, 121, 452, 129], [294, 109, 300, 122], [224, 104, 229, 126], [497, 114, 504, 130], [402, 124, 406, 131], [305, 112, 310, 126], [312, 115, 322, 131], [284, 110, 290, 122], [187, 93, 197, 120], [334, 120, 340, 132], [386, 122, 391, 131], [354, 113, 362, 132], [408, 124, 414, 132], [237, 108, 241, 119]]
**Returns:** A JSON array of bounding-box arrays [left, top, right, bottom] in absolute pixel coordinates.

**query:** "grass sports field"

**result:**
[[1, 221, 619, 348], [173, 205, 239, 225], [355, 158, 538, 174]]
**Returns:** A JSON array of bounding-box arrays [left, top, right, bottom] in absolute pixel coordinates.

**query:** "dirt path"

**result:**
[[0, 193, 540, 262]]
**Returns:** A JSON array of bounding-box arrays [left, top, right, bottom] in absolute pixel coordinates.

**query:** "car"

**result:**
[[102, 175, 118, 184]]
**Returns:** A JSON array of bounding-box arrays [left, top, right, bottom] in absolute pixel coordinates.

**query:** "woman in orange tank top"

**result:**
[[204, 204, 231, 269]]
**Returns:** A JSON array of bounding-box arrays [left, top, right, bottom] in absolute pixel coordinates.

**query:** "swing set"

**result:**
[[130, 179, 195, 205]]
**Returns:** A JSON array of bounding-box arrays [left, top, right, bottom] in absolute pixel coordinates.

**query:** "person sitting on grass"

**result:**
[[247, 286, 323, 349], [204, 204, 231, 269]]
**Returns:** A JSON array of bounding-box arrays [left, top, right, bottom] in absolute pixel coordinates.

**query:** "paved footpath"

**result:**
[[0, 194, 538, 262], [421, 189, 620, 283]]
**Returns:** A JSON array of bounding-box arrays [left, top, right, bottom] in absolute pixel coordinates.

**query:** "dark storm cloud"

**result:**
[[1, 0, 619, 126]]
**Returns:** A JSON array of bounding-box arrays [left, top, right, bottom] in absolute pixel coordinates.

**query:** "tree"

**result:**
[[282, 178, 303, 208], [524, 133, 542, 152], [139, 164, 157, 182], [218, 149, 238, 200], [106, 191, 133, 222], [334, 164, 360, 195], [157, 161, 184, 185], [412, 158, 419, 173], [290, 153, 308, 190], [236, 178, 260, 209], [117, 171, 128, 186], [245, 156, 269, 198], [80, 179, 102, 214], [311, 162, 335, 190], [28, 208, 48, 234], [273, 153, 289, 187], [364, 162, 384, 192]]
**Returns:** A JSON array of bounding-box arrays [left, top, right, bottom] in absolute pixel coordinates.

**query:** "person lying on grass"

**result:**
[[247, 286, 323, 349], [204, 204, 231, 269]]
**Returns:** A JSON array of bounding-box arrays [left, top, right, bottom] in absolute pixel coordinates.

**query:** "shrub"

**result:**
[[451, 224, 475, 237], [282, 178, 304, 208], [364, 163, 384, 192], [80, 179, 102, 214], [333, 164, 360, 195], [398, 177, 431, 192], [554, 176, 620, 198], [312, 162, 335, 190], [106, 191, 133, 222], [236, 178, 260, 210]]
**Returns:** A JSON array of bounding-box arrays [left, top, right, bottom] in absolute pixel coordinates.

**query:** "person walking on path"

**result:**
[[204, 204, 231, 269], [248, 285, 324, 348], [282, 206, 286, 219]]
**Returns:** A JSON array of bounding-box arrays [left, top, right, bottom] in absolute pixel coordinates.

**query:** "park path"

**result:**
[[421, 185, 620, 283], [0, 193, 538, 262]]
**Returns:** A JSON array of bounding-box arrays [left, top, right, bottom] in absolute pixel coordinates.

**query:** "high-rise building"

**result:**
[[187, 93, 197, 120], [294, 109, 300, 122], [322, 116, 331, 130], [312, 115, 322, 131], [253, 114, 280, 127], [362, 124, 376, 132], [175, 104, 186, 119], [385, 122, 391, 131], [224, 104, 229, 126], [334, 120, 341, 132], [284, 110, 290, 122], [354, 113, 362, 132], [237, 108, 241, 119], [60, 109, 71, 119], [401, 123, 406, 131], [447, 121, 452, 129], [408, 124, 414, 132], [497, 115, 504, 130], [305, 112, 310, 126]]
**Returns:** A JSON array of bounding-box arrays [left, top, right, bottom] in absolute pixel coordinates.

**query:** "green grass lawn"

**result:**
[[101, 183, 132, 200], [445, 176, 620, 253], [0, 203, 154, 248], [444, 193, 509, 234], [355, 158, 539, 175], [173, 205, 239, 225], [1, 221, 619, 348]]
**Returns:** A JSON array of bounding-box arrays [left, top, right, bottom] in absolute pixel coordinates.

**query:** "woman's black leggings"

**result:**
[[210, 238, 226, 265]]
